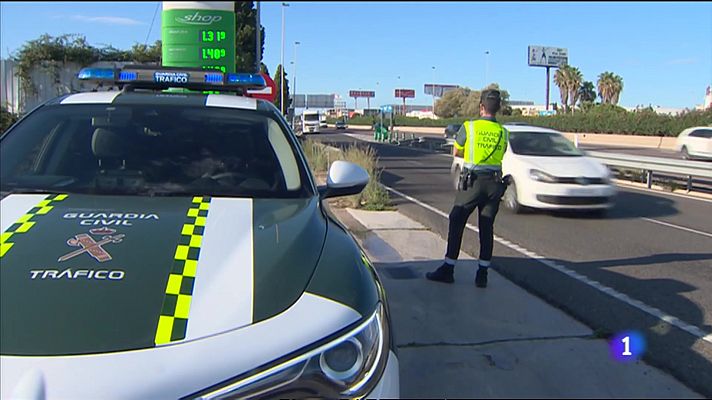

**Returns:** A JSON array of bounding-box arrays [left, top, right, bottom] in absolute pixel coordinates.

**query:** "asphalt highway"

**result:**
[[310, 128, 712, 396]]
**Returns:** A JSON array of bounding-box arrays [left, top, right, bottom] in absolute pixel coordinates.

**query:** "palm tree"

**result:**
[[554, 66, 570, 113], [597, 72, 624, 105], [567, 67, 583, 112], [610, 74, 624, 105], [597, 72, 612, 104], [578, 81, 596, 103]]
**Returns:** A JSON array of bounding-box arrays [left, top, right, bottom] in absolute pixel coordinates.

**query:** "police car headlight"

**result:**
[[194, 303, 389, 399], [529, 169, 557, 183]]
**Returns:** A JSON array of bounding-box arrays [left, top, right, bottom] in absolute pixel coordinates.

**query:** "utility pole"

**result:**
[[292, 40, 300, 126], [485, 50, 490, 86], [255, 1, 261, 72], [431, 66, 436, 117], [545, 66, 550, 111], [280, 2, 289, 115]]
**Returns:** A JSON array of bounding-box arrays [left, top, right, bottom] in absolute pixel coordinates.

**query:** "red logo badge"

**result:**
[[58, 228, 125, 263]]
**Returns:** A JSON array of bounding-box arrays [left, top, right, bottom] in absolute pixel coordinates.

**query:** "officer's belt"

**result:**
[[463, 166, 502, 174]]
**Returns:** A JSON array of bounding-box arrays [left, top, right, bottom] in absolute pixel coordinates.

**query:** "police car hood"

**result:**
[[0, 193, 327, 356]]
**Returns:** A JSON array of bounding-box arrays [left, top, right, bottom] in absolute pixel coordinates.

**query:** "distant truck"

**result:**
[[301, 110, 321, 134]]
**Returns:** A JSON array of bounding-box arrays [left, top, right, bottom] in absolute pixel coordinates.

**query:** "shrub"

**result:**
[[300, 138, 330, 174], [329, 106, 712, 136], [1, 108, 19, 133], [300, 139, 390, 210], [342, 145, 390, 210]]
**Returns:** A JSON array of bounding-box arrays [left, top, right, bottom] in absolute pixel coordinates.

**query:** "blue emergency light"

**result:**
[[77, 68, 116, 80], [226, 73, 265, 86], [77, 66, 266, 91]]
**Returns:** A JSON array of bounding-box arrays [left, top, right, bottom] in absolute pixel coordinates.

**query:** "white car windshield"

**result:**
[[509, 131, 583, 157]]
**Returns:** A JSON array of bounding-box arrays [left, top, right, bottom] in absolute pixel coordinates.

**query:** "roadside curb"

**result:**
[[327, 205, 705, 398]]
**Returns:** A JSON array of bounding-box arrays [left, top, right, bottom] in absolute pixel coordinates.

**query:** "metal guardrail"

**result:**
[[587, 151, 712, 190]]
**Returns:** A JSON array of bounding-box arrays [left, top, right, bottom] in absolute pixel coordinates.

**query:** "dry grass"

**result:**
[[300, 139, 390, 210]]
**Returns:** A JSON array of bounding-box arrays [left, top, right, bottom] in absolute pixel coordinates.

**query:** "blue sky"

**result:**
[[1, 1, 710, 109]]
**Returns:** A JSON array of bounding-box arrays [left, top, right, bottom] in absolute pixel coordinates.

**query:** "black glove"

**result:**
[[502, 174, 513, 186]]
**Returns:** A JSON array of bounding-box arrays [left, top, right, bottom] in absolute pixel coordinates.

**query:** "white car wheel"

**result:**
[[503, 181, 525, 214]]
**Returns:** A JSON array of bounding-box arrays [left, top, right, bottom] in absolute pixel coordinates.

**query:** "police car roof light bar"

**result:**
[[77, 66, 266, 93]]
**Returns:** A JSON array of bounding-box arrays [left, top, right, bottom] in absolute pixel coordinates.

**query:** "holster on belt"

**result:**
[[457, 169, 476, 191], [458, 169, 505, 191]]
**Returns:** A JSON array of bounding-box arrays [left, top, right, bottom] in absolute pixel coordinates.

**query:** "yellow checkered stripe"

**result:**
[[1, 194, 68, 258], [155, 196, 211, 345]]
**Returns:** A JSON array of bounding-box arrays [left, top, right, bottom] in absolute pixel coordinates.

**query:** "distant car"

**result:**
[[444, 124, 461, 139], [320, 121, 328, 129], [335, 120, 348, 130], [451, 124, 616, 216], [675, 126, 712, 160]]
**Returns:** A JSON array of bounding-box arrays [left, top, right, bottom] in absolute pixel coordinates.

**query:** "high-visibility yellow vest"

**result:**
[[455, 119, 508, 167]]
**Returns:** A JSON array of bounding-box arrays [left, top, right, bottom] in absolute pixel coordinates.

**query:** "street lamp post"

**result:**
[[485, 50, 490, 86], [431, 66, 436, 117], [397, 75, 402, 115], [291, 41, 300, 126], [280, 2, 289, 115], [255, 1, 261, 72]]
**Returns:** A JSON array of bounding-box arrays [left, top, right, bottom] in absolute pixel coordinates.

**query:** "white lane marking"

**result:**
[[382, 184, 712, 345], [641, 218, 712, 239]]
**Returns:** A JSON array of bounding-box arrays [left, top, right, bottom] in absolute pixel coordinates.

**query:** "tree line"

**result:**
[[434, 84, 513, 118], [554, 65, 624, 113]]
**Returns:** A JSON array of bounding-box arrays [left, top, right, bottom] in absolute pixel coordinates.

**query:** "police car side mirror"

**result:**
[[318, 160, 369, 199]]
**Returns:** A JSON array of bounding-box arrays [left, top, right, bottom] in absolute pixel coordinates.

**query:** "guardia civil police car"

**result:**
[[0, 66, 399, 399]]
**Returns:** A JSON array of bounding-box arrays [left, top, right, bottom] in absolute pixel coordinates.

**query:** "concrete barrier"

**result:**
[[343, 125, 679, 151]]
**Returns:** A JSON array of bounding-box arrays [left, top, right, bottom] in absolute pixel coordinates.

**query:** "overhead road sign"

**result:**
[[306, 94, 336, 108], [424, 84, 458, 97], [349, 90, 375, 98]]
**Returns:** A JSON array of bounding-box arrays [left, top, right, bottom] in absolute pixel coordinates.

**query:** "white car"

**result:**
[[675, 126, 712, 160], [452, 124, 616, 215]]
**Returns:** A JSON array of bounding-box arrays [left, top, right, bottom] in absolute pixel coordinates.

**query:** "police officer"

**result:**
[[426, 89, 508, 288]]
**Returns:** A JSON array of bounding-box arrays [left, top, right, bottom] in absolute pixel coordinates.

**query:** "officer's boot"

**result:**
[[426, 263, 454, 284], [475, 267, 488, 288]]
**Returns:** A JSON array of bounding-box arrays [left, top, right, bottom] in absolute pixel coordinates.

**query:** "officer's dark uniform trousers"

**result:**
[[446, 171, 505, 262]]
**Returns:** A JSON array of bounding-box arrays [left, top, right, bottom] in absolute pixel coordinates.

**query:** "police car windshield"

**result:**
[[508, 131, 583, 157], [0, 103, 311, 198]]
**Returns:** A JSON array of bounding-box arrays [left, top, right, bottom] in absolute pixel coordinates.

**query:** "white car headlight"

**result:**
[[194, 303, 389, 399], [529, 169, 557, 183], [602, 169, 613, 184]]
